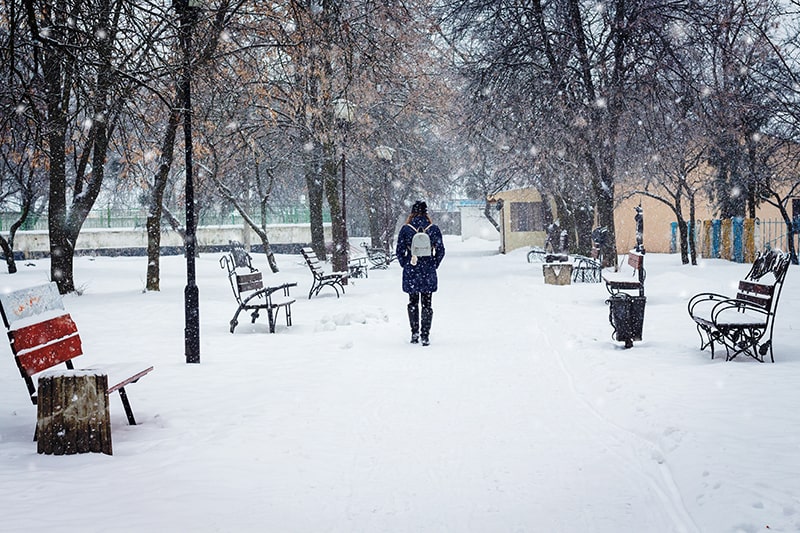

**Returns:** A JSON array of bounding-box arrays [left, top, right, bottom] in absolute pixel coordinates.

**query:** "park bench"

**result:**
[[300, 247, 349, 299], [348, 255, 369, 279], [0, 282, 153, 427], [687, 248, 791, 362], [602, 250, 645, 297], [220, 246, 297, 333], [361, 242, 395, 269], [572, 255, 602, 283], [526, 246, 546, 263]]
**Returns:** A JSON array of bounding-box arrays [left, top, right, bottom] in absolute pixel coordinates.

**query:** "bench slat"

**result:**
[[16, 334, 83, 376], [627, 253, 644, 269], [734, 293, 772, 309], [10, 314, 79, 353], [102, 364, 155, 393], [237, 272, 264, 293], [0, 282, 64, 327], [738, 280, 774, 296]]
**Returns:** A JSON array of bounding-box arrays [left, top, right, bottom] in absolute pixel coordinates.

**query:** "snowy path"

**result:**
[[395, 246, 701, 532], [2, 238, 799, 532]]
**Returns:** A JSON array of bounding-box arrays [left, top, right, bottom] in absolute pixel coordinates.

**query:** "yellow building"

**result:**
[[489, 184, 798, 256], [615, 188, 797, 254], [487, 188, 556, 254]]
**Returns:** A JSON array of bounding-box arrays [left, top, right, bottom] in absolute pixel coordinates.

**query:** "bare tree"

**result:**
[[438, 1, 686, 266]]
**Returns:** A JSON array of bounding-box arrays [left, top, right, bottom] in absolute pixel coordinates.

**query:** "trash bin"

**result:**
[[606, 293, 646, 348]]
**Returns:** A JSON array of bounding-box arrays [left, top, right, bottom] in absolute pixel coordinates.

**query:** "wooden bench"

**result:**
[[687, 248, 791, 362], [602, 250, 645, 297], [360, 242, 395, 269], [0, 282, 153, 428], [526, 246, 546, 263], [572, 255, 602, 283], [300, 247, 349, 299], [347, 244, 369, 279], [348, 256, 369, 279], [220, 249, 297, 333]]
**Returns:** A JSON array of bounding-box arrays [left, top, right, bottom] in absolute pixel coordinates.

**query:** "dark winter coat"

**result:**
[[395, 215, 445, 294]]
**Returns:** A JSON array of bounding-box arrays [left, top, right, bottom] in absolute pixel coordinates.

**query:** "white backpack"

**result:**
[[409, 224, 433, 258]]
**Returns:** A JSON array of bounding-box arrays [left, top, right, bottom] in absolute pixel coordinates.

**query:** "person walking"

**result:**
[[395, 201, 445, 346]]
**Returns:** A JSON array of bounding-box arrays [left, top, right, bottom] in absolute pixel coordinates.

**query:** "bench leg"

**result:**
[[266, 307, 277, 333], [694, 323, 719, 359], [118, 387, 137, 425], [327, 281, 341, 298], [230, 304, 246, 333], [285, 303, 293, 327]]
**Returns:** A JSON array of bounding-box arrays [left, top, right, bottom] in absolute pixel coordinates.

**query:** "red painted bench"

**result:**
[[1, 282, 153, 427]]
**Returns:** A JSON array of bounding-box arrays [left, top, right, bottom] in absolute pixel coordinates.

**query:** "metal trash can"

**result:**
[[606, 293, 646, 348]]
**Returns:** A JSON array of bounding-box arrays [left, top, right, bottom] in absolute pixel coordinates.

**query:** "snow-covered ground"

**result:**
[[1, 236, 798, 532]]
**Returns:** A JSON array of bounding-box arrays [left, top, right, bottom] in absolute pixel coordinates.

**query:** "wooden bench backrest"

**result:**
[[220, 253, 264, 304], [236, 271, 264, 294], [736, 281, 775, 311], [0, 282, 83, 377], [627, 251, 644, 271], [301, 247, 325, 277]]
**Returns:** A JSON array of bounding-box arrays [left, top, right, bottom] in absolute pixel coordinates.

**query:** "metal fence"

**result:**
[[672, 217, 799, 262], [1, 205, 328, 232]]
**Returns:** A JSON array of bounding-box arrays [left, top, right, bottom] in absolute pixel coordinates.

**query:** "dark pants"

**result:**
[[407, 292, 433, 337]]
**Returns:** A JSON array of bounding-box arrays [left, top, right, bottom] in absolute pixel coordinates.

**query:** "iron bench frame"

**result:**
[[300, 247, 349, 299], [360, 242, 395, 269], [220, 248, 297, 333], [602, 250, 645, 297], [687, 248, 790, 363]]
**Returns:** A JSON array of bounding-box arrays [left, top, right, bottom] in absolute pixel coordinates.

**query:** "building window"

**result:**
[[510, 201, 544, 232]]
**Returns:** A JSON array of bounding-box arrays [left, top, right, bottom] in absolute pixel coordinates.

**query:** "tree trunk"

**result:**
[[482, 201, 500, 232], [305, 146, 326, 259], [778, 207, 799, 265], [678, 219, 689, 265], [323, 145, 347, 274], [146, 102, 182, 291], [43, 33, 72, 293], [593, 173, 617, 268], [0, 237, 17, 274], [689, 196, 697, 265], [573, 205, 594, 255]]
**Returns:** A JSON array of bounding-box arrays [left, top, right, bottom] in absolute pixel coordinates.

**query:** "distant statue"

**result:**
[[546, 221, 567, 254], [635, 206, 644, 253]]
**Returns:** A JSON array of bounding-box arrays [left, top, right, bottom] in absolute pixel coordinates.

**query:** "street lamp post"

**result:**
[[375, 145, 395, 257], [334, 99, 355, 272], [175, 0, 201, 364]]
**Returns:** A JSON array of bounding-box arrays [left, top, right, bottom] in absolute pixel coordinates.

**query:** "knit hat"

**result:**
[[411, 201, 427, 215]]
